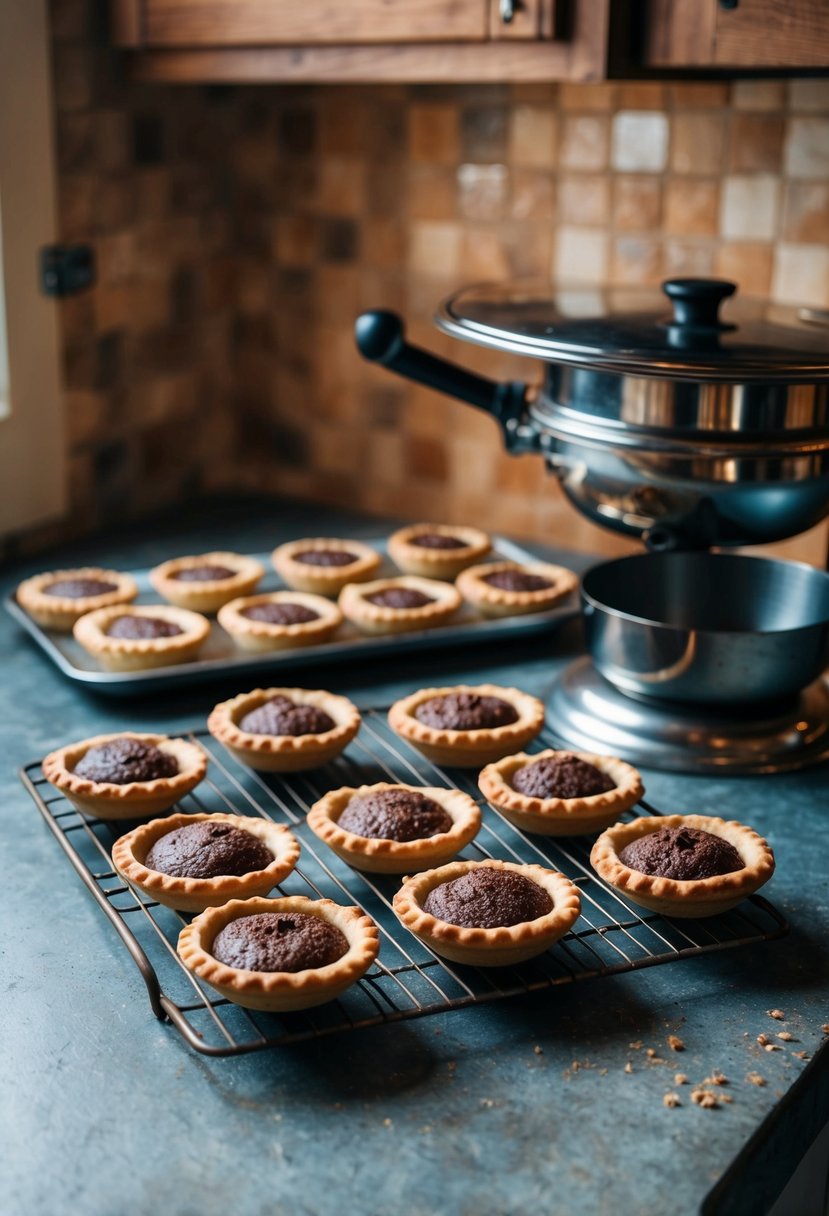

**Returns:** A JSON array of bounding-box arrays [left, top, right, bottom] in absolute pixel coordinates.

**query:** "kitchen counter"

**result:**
[[2, 496, 827, 1216]]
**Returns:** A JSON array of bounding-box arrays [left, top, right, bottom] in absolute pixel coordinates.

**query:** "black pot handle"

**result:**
[[355, 310, 532, 448]]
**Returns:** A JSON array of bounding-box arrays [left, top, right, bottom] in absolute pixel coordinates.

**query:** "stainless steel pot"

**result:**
[[581, 552, 829, 705], [356, 279, 829, 550]]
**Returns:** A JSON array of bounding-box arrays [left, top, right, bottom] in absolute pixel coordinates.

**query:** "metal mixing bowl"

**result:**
[[582, 552, 829, 705]]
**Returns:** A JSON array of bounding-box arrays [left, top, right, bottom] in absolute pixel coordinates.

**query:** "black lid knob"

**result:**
[[662, 278, 737, 331]]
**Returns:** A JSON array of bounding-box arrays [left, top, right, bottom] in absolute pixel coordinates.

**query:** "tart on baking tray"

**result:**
[[218, 591, 342, 651], [272, 538, 381, 596], [16, 568, 138, 632], [456, 560, 578, 618], [338, 576, 462, 635], [149, 552, 265, 613], [207, 687, 361, 771], [386, 523, 491, 579], [73, 604, 210, 670]]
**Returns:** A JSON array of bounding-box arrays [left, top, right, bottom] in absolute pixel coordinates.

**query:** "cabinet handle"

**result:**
[[499, 0, 516, 23]]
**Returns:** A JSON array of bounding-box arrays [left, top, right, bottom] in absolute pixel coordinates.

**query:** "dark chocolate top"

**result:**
[[145, 821, 273, 878], [409, 534, 467, 550], [512, 754, 615, 800], [618, 826, 745, 881], [338, 789, 453, 842], [172, 564, 236, 582], [422, 867, 553, 928], [241, 602, 320, 625], [483, 570, 553, 592], [44, 577, 118, 598], [238, 694, 336, 737], [74, 737, 178, 784], [414, 692, 519, 731], [211, 911, 348, 972], [106, 615, 184, 640], [293, 549, 359, 567], [365, 588, 435, 610]]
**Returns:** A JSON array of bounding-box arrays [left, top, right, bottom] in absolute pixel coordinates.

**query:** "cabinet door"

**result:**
[[142, 0, 489, 45], [643, 0, 829, 69]]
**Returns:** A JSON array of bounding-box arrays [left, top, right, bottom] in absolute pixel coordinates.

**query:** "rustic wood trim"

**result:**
[[641, 0, 718, 68], [487, 0, 541, 41], [110, 0, 144, 47], [715, 0, 829, 68]]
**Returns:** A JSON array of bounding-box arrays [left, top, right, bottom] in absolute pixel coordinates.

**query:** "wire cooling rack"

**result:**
[[20, 712, 788, 1057]]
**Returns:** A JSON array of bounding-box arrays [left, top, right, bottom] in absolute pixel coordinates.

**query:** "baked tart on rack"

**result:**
[[388, 684, 544, 766], [112, 812, 300, 912], [177, 895, 380, 1011], [393, 858, 581, 966], [339, 576, 462, 636], [73, 604, 210, 670], [207, 687, 361, 772], [307, 782, 481, 873], [42, 731, 207, 819], [387, 523, 491, 579], [218, 591, 342, 652], [479, 749, 643, 835], [272, 538, 381, 596], [456, 560, 578, 618], [16, 567, 138, 632], [590, 814, 775, 917], [149, 552, 265, 613]]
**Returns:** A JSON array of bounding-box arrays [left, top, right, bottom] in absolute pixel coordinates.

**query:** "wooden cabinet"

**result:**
[[111, 0, 611, 82], [640, 0, 829, 71]]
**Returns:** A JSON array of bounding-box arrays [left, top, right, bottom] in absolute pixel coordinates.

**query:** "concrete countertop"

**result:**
[[2, 496, 827, 1216]]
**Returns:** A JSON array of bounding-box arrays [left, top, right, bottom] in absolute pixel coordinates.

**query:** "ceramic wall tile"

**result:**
[[611, 112, 669, 172]]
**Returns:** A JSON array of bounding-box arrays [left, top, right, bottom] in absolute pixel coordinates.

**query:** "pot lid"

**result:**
[[436, 279, 829, 383]]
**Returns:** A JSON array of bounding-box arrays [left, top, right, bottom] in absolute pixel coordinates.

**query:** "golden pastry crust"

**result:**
[[207, 686, 361, 772], [177, 895, 380, 1011], [112, 812, 301, 912], [387, 523, 492, 579], [388, 683, 545, 767], [393, 858, 581, 966], [307, 782, 481, 873], [149, 551, 265, 613], [272, 537, 381, 596], [590, 814, 776, 918], [338, 576, 462, 636], [218, 591, 342, 652], [73, 604, 210, 671], [456, 560, 579, 618], [42, 732, 207, 819], [479, 749, 644, 836], [15, 567, 138, 632]]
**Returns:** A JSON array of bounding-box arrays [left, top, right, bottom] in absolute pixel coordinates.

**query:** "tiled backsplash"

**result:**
[[17, 5, 829, 563]]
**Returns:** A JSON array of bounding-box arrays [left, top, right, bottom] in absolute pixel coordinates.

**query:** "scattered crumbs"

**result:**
[[447, 1061, 457, 1072], [720, 1093, 735, 1105], [598, 1067, 608, 1076], [675, 1073, 689, 1086], [383, 1118, 393, 1128], [768, 1009, 785, 1021], [663, 1092, 681, 1109], [746, 1072, 767, 1087], [756, 1033, 771, 1047], [333, 1103, 343, 1111], [776, 1031, 795, 1042], [792, 1051, 810, 1061], [765, 1044, 782, 1052], [420, 1125, 432, 1134], [629, 1040, 643, 1050], [667, 1035, 685, 1052], [691, 1090, 720, 1109], [646, 1047, 658, 1057], [480, 1098, 495, 1108], [704, 1072, 729, 1087], [533, 1045, 543, 1056], [624, 1062, 634, 1074], [646, 1053, 667, 1065], [572, 1060, 581, 1072], [822, 1025, 829, 1035]]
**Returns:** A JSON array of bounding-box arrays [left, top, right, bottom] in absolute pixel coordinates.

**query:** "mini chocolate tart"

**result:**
[[307, 782, 481, 873], [149, 552, 265, 613], [16, 567, 138, 632], [338, 576, 462, 636], [177, 895, 380, 1011], [218, 591, 342, 652], [73, 604, 210, 671], [393, 859, 581, 966], [479, 749, 644, 836], [388, 684, 544, 767], [272, 538, 381, 596], [457, 560, 579, 618], [387, 523, 491, 579], [112, 812, 301, 912], [207, 687, 361, 772], [590, 814, 775, 918], [42, 732, 207, 819]]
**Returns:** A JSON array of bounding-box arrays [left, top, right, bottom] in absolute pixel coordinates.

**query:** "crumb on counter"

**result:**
[[747, 1072, 767, 1086], [768, 1009, 785, 1020], [663, 1092, 681, 1108], [675, 1073, 689, 1085], [667, 1035, 685, 1052], [776, 1031, 795, 1041], [691, 1090, 720, 1109]]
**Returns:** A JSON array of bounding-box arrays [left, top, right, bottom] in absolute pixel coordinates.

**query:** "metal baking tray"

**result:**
[[5, 538, 578, 697], [20, 712, 788, 1057]]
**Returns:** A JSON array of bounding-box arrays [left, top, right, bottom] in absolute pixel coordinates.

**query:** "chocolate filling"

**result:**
[[293, 549, 358, 567], [44, 577, 118, 598], [338, 789, 452, 842], [145, 821, 272, 878], [483, 570, 553, 593], [409, 534, 467, 550], [423, 867, 553, 929], [365, 588, 435, 610], [241, 602, 320, 625], [415, 692, 519, 731], [618, 826, 745, 881], [512, 755, 615, 800], [74, 737, 178, 784], [239, 694, 335, 737], [106, 615, 184, 640], [172, 564, 236, 582], [211, 911, 348, 972]]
